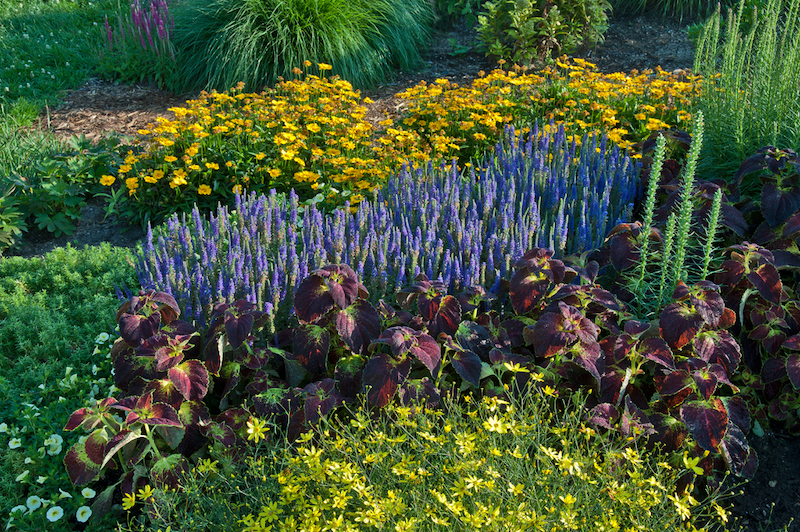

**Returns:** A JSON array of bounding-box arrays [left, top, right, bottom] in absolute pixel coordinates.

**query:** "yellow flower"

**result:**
[[246, 416, 269, 443], [255, 152, 268, 161], [121, 492, 136, 511], [137, 485, 155, 503], [268, 168, 281, 178], [205, 162, 220, 170], [318, 63, 333, 71], [152, 170, 164, 180], [164, 155, 178, 163], [306, 123, 321, 133], [100, 175, 116, 186], [170, 175, 188, 189], [198, 184, 212, 195], [144, 174, 158, 184], [125, 177, 139, 190], [118, 164, 132, 174], [232, 184, 243, 194]]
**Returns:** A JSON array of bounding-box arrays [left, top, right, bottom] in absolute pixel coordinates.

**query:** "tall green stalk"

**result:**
[[694, 0, 800, 192]]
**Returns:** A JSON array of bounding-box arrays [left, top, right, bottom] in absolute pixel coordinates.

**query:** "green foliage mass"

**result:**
[[168, 0, 434, 92], [476, 0, 611, 66]]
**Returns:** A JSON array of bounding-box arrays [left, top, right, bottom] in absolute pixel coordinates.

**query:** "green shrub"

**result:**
[[476, 0, 611, 66], [693, 0, 800, 194], [169, 0, 433, 92]]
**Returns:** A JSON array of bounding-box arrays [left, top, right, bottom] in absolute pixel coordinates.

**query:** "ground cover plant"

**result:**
[[135, 122, 641, 329], [0, 244, 137, 530], [117, 389, 730, 532]]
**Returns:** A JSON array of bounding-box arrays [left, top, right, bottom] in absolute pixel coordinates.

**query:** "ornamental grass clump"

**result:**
[[136, 123, 640, 329]]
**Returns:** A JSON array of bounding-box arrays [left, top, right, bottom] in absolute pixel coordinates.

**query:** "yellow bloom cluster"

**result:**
[[102, 59, 701, 222], [389, 57, 701, 162], [234, 388, 725, 532]]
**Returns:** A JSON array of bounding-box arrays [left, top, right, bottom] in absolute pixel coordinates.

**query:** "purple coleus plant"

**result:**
[[62, 290, 255, 518]]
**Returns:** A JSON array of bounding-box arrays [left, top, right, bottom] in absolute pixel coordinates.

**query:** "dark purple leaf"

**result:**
[[63, 429, 106, 485], [362, 352, 411, 408], [660, 303, 703, 350], [293, 274, 335, 323], [451, 349, 482, 387], [718, 422, 750, 477], [335, 300, 381, 355], [680, 398, 729, 452], [573, 341, 604, 386], [746, 263, 783, 305], [639, 337, 674, 369], [761, 357, 788, 384], [693, 369, 718, 400], [657, 370, 692, 396], [430, 295, 461, 337], [119, 312, 160, 346], [225, 309, 254, 351], [761, 181, 800, 228], [291, 324, 330, 374], [168, 360, 209, 401], [585, 403, 619, 430], [721, 396, 751, 434]]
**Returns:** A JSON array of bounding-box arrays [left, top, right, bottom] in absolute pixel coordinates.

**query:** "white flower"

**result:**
[[43, 434, 63, 447], [26, 495, 42, 512], [9, 505, 26, 515], [37, 383, 45, 390], [81, 487, 96, 499], [36, 476, 47, 484], [0, 423, 8, 433], [95, 332, 110, 344], [46, 506, 64, 522], [92, 364, 100, 375], [15, 470, 29, 482], [24, 457, 33, 464], [8, 438, 21, 449], [76, 505, 92, 523], [58, 488, 72, 499]]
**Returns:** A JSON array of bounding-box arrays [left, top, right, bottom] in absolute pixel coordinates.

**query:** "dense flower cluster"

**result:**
[[102, 58, 697, 223], [135, 124, 639, 328]]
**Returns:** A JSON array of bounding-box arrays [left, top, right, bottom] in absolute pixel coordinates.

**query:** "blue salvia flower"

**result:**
[[137, 122, 641, 328]]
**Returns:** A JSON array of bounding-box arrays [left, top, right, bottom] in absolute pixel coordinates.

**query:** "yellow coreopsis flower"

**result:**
[[100, 175, 116, 186], [121, 492, 136, 511], [198, 184, 212, 195], [318, 63, 333, 71]]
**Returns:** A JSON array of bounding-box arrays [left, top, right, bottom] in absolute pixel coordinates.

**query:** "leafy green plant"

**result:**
[[0, 184, 26, 253], [168, 0, 433, 92], [5, 134, 129, 237], [433, 0, 487, 27], [693, 0, 800, 188], [610, 0, 738, 19], [476, 0, 611, 66]]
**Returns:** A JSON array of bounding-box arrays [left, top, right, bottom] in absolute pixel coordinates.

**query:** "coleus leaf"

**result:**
[[335, 300, 381, 355], [572, 341, 604, 387], [63, 429, 107, 485], [761, 357, 788, 384], [362, 351, 412, 408], [429, 295, 461, 337], [118, 312, 160, 347], [370, 327, 441, 373], [787, 353, 800, 390], [302, 378, 351, 426], [659, 302, 703, 350], [693, 330, 742, 374], [680, 397, 729, 453], [693, 369, 718, 400], [638, 337, 675, 369], [450, 349, 482, 387], [293, 275, 335, 323], [103, 429, 147, 470], [168, 359, 210, 401], [689, 282, 725, 326], [656, 369, 692, 397], [718, 421, 751, 477], [455, 321, 495, 361], [746, 263, 782, 305], [721, 395, 751, 434], [149, 453, 191, 490], [509, 248, 568, 315], [585, 403, 619, 430], [296, 264, 363, 320], [761, 181, 800, 228], [224, 307, 255, 351], [291, 324, 331, 374]]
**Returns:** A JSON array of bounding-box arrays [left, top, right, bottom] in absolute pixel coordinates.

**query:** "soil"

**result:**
[[5, 10, 799, 532]]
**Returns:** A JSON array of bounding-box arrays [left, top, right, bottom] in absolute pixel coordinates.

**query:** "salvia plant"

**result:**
[[136, 123, 640, 329]]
